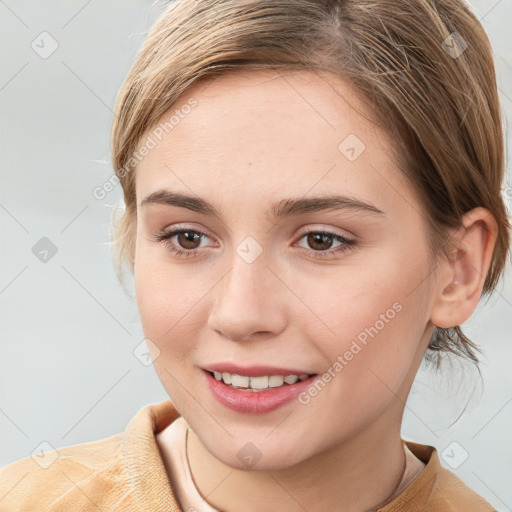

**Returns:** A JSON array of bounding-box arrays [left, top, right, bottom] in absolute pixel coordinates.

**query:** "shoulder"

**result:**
[[0, 433, 133, 512], [389, 441, 496, 512], [428, 463, 496, 511], [0, 400, 181, 512]]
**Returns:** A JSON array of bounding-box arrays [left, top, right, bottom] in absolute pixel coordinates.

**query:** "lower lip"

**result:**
[[203, 370, 318, 414]]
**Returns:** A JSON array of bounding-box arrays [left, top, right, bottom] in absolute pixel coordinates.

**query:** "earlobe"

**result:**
[[430, 207, 498, 329]]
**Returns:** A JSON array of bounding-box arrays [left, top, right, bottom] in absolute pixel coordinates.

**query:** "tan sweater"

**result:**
[[0, 400, 495, 511]]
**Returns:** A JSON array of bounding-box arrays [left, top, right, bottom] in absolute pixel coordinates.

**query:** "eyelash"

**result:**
[[154, 226, 356, 260]]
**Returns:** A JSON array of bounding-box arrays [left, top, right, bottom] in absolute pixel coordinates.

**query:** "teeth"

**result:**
[[211, 371, 311, 390], [269, 375, 284, 387], [250, 376, 269, 389], [231, 374, 249, 387]]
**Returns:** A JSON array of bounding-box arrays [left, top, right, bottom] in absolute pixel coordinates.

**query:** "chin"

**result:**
[[200, 431, 312, 472]]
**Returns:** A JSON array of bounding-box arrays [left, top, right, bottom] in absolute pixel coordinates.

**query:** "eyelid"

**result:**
[[158, 223, 216, 241], [294, 224, 356, 241]]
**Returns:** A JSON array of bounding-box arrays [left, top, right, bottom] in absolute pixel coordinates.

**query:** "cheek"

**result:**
[[134, 252, 211, 414], [292, 256, 430, 410], [295, 256, 428, 353], [134, 247, 206, 358]]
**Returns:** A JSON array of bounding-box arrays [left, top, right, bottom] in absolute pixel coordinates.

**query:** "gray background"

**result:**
[[0, 0, 511, 510]]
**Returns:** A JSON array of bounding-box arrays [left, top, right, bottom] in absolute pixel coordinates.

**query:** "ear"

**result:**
[[430, 207, 498, 329]]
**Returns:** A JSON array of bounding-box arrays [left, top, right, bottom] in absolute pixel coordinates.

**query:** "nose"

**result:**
[[207, 250, 287, 343]]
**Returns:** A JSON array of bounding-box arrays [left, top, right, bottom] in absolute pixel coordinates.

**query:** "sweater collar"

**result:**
[[378, 442, 438, 511], [122, 399, 439, 512], [122, 399, 181, 511]]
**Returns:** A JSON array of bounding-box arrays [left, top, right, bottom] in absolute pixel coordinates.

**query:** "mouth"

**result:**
[[204, 370, 316, 392], [202, 364, 320, 414]]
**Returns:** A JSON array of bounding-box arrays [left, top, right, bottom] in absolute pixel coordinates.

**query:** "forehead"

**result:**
[[134, 69, 415, 219], [154, 69, 381, 149]]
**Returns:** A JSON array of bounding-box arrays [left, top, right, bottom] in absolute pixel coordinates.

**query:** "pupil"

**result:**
[[308, 233, 332, 251], [179, 231, 199, 249]]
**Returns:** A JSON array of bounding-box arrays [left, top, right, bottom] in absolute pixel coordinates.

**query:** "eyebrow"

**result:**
[[140, 190, 384, 220]]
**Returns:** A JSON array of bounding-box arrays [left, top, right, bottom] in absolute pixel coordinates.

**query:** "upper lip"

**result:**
[[202, 363, 316, 377]]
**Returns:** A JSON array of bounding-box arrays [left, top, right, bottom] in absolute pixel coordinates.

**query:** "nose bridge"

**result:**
[[220, 230, 269, 296], [208, 240, 285, 340], [220, 244, 270, 311]]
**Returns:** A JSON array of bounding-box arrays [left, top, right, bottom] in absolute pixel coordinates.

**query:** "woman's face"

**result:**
[[134, 70, 438, 470]]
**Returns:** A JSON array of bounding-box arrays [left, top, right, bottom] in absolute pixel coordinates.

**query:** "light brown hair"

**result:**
[[110, 0, 510, 364]]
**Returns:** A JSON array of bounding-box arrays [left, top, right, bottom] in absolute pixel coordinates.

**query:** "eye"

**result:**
[[154, 227, 214, 258], [153, 226, 356, 260], [294, 229, 356, 259]]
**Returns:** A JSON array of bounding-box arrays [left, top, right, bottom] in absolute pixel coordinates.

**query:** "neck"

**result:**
[[186, 406, 421, 512]]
